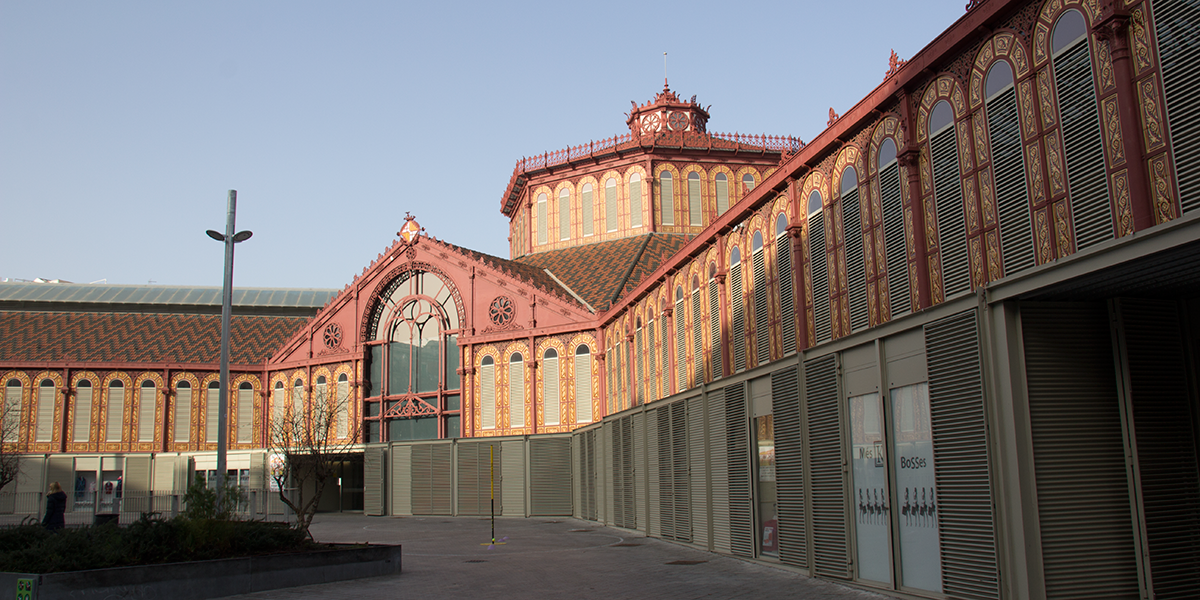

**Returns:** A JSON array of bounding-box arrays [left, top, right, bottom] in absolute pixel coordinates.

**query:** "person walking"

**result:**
[[43, 481, 67, 530]]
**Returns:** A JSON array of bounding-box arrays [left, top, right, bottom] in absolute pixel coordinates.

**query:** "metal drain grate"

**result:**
[[568, 529, 594, 532], [665, 560, 708, 565], [465, 559, 488, 563]]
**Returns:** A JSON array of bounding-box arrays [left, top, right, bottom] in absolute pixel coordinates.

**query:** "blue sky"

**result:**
[[1, 0, 967, 289]]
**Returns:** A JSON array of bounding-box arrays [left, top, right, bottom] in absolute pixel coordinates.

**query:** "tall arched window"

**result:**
[[1156, 0, 1200, 215], [269, 381, 284, 434], [574, 346, 592, 423], [336, 374, 349, 438], [660, 171, 675, 226], [929, 100, 969, 297], [752, 232, 770, 363], [36, 379, 54, 442], [878, 138, 910, 317], [481, 356, 496, 429], [716, 173, 729, 214], [743, 173, 756, 194], [629, 174, 643, 228], [842, 166, 868, 332], [605, 178, 618, 232], [175, 380, 192, 444], [75, 379, 94, 443], [536, 192, 548, 245], [237, 381, 253, 443], [985, 60, 1034, 275], [660, 303, 670, 397], [675, 286, 687, 390], [365, 269, 462, 441], [688, 172, 702, 226], [108, 379, 126, 442], [205, 380, 219, 443], [635, 318, 646, 405], [647, 310, 659, 398], [730, 247, 746, 371], [291, 379, 303, 420], [708, 264, 723, 379], [509, 353, 525, 428], [3, 380, 20, 443], [775, 213, 796, 353], [558, 188, 570, 241], [1053, 9, 1111, 251], [543, 349, 560, 425], [136, 379, 155, 442], [582, 183, 594, 236], [809, 190, 832, 344], [691, 277, 702, 386]]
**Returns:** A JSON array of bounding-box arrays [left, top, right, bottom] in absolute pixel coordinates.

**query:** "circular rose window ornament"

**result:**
[[323, 323, 343, 349], [489, 296, 515, 326]]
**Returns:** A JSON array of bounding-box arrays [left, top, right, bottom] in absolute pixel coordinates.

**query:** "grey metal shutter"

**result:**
[[1022, 303, 1140, 598], [688, 175, 702, 226], [925, 310, 999, 600], [611, 417, 635, 528], [501, 440, 524, 517], [725, 383, 754, 557], [364, 446, 386, 516], [776, 231, 797, 353], [647, 411, 661, 537], [1114, 299, 1200, 599], [661, 174, 674, 225], [688, 396, 708, 548], [630, 178, 643, 228], [1054, 40, 1112, 251], [809, 216, 832, 344], [842, 187, 868, 331], [709, 279, 724, 379], [986, 85, 1034, 275], [530, 437, 573, 516], [930, 122, 969, 297], [880, 161, 910, 317], [676, 300, 687, 390], [661, 318, 670, 398], [391, 444, 412, 516], [731, 263, 746, 371], [753, 248, 770, 364], [632, 412, 647, 528], [138, 384, 155, 443], [708, 388, 731, 553], [672, 401, 691, 543], [635, 329, 645, 406], [692, 290, 703, 386], [1156, 0, 1200, 215], [124, 455, 152, 515], [772, 365, 808, 569], [648, 323, 659, 401], [579, 429, 598, 520], [656, 406, 676, 540], [456, 442, 482, 515], [571, 435, 582, 518], [412, 443, 453, 515], [805, 354, 850, 578]]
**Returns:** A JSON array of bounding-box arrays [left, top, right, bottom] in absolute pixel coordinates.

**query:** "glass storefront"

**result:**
[[850, 392, 891, 584], [756, 414, 778, 557]]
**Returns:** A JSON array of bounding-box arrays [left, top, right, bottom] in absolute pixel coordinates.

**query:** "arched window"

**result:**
[[708, 264, 723, 379], [716, 173, 729, 214], [605, 178, 618, 232], [929, 100, 969, 297], [691, 276, 702, 386], [509, 353, 525, 428], [752, 232, 769, 363], [1156, 0, 1200, 215], [544, 349, 561, 424], [660, 302, 670, 397], [1053, 9, 1112, 251], [582, 183, 594, 236], [336, 374, 349, 438], [481, 356, 496, 429], [985, 60, 1034, 275], [687, 172, 702, 226], [292, 378, 303, 418], [135, 379, 155, 443], [634, 318, 645, 406], [536, 193, 548, 245], [3, 379, 20, 443], [743, 173, 756, 194], [660, 171, 675, 226], [75, 379, 94, 443], [107, 379, 126, 442], [204, 380, 220, 443], [842, 166, 868, 332], [574, 346, 592, 423], [775, 213, 796, 353], [730, 247, 746, 371], [809, 190, 832, 344], [629, 174, 643, 228], [647, 310, 659, 398], [878, 138, 910, 317], [675, 286, 687, 390], [36, 379, 55, 442], [558, 188, 570, 241], [237, 381, 253, 443], [175, 380, 192, 444], [269, 381, 284, 434]]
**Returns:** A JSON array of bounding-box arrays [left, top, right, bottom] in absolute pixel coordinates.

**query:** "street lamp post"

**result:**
[[206, 190, 252, 509]]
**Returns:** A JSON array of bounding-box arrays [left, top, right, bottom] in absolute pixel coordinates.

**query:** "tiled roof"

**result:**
[[514, 234, 691, 310], [0, 311, 308, 364], [424, 237, 582, 308]]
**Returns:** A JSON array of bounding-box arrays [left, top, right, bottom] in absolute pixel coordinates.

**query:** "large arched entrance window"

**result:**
[[364, 269, 463, 442]]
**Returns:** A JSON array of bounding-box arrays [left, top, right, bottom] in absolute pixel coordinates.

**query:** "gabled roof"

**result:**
[[423, 236, 585, 309], [0, 282, 336, 316], [514, 233, 691, 311], [0, 311, 307, 364]]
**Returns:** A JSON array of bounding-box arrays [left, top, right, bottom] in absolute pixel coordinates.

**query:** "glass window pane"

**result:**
[[444, 334, 459, 390], [388, 342, 411, 395], [890, 383, 942, 592], [368, 345, 383, 397], [445, 415, 460, 439], [446, 394, 460, 411], [417, 337, 440, 393], [850, 392, 891, 584]]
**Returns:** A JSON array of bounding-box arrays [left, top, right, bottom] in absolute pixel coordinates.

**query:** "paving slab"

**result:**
[[220, 513, 897, 600]]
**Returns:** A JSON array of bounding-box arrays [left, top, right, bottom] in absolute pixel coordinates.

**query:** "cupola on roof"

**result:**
[[626, 80, 710, 137]]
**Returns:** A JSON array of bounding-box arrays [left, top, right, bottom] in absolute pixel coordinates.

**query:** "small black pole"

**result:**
[[490, 445, 495, 545]]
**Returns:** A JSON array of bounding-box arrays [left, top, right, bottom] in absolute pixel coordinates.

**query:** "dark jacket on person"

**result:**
[[43, 491, 67, 530]]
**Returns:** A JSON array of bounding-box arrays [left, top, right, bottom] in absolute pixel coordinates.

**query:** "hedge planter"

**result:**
[[1, 543, 401, 600]]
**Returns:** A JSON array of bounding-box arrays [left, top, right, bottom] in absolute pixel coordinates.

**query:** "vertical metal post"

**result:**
[[216, 190, 237, 508]]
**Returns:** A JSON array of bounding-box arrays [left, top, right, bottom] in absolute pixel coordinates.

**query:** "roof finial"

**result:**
[[663, 51, 669, 91]]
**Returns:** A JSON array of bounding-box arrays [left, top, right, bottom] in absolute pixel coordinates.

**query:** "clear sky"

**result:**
[[1, 0, 967, 290]]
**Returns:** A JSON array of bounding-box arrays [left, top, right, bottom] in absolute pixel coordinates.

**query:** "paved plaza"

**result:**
[[221, 513, 896, 600]]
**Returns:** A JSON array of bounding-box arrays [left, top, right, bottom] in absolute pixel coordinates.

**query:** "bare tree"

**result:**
[[267, 382, 360, 537], [0, 389, 21, 492]]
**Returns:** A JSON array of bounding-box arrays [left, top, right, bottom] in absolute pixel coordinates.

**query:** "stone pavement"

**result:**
[[221, 513, 897, 600]]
